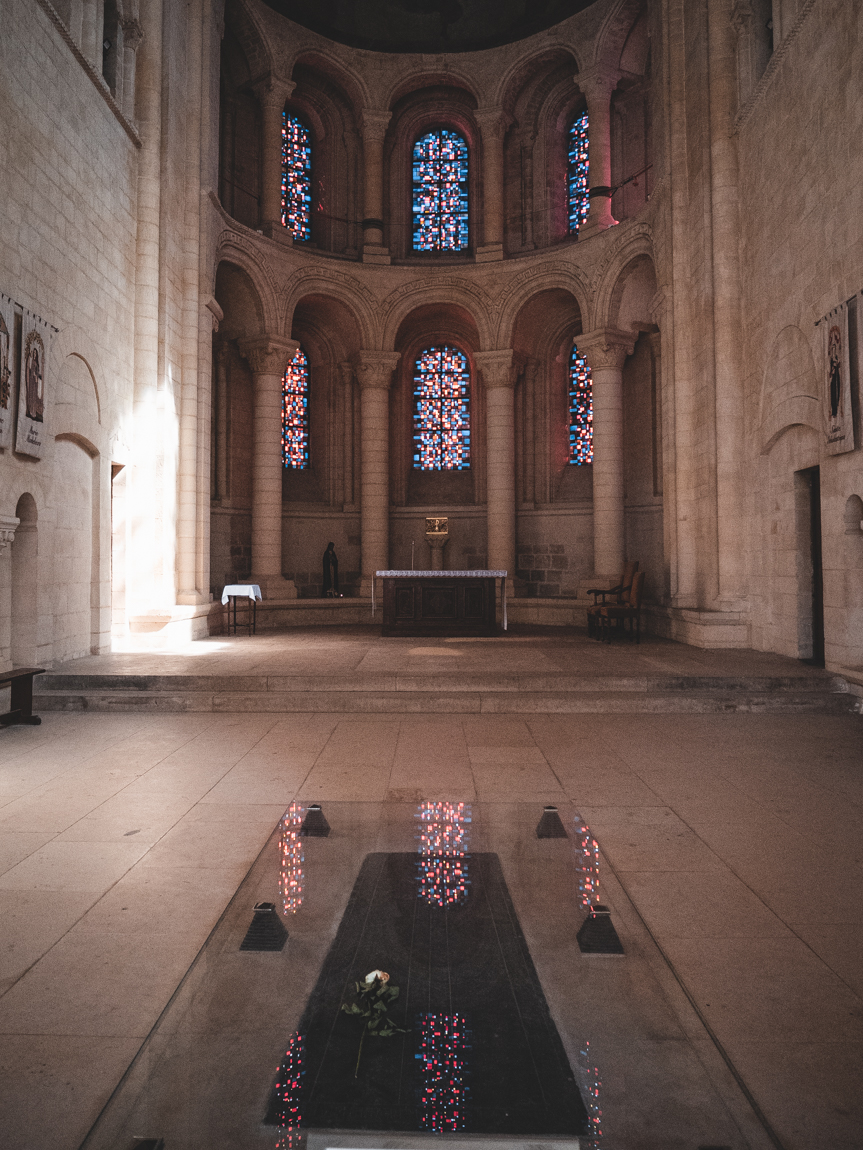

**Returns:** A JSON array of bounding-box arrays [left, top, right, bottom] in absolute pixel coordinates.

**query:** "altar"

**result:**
[[373, 569, 507, 636]]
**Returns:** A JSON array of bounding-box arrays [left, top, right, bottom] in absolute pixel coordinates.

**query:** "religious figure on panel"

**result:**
[[828, 324, 842, 420], [24, 330, 44, 421], [0, 313, 9, 409]]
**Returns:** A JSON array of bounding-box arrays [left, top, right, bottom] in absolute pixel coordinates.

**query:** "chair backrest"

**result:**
[[619, 560, 639, 603], [628, 570, 645, 609]]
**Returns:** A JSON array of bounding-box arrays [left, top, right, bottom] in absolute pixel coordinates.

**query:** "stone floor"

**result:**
[[0, 631, 861, 1148]]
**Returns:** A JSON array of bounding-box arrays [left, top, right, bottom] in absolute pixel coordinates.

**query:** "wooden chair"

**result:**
[[586, 560, 639, 637], [598, 570, 645, 644]]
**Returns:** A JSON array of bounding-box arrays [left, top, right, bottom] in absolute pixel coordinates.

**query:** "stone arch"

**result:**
[[283, 273, 377, 348], [759, 325, 820, 454], [591, 225, 656, 329], [844, 494, 863, 535], [593, 0, 648, 71], [231, 0, 276, 80], [49, 325, 112, 434], [11, 493, 39, 667], [291, 49, 370, 121], [606, 253, 658, 332], [495, 263, 590, 347], [386, 69, 481, 112], [214, 249, 277, 338], [381, 281, 494, 352], [494, 44, 583, 112]]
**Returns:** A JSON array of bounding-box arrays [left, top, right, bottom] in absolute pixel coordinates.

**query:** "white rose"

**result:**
[[364, 969, 390, 983]]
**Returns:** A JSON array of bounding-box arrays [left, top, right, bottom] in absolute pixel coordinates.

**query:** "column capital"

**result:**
[[576, 65, 621, 104], [121, 18, 144, 52], [239, 336, 300, 377], [730, 0, 754, 35], [0, 514, 20, 548], [360, 109, 392, 141], [253, 75, 296, 111], [474, 106, 507, 139], [475, 349, 517, 389], [353, 350, 400, 390], [576, 328, 635, 369], [337, 361, 355, 387]]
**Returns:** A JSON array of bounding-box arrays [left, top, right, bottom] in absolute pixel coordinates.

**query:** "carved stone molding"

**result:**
[[353, 351, 400, 390], [253, 75, 296, 111], [0, 515, 20, 549], [239, 336, 299, 377], [575, 64, 622, 104], [576, 328, 635, 369], [475, 349, 516, 389], [360, 110, 392, 141]]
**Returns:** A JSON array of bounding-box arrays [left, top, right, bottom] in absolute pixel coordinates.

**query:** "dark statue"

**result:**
[[322, 541, 340, 597]]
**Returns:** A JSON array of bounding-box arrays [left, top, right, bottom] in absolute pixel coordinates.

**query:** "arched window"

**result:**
[[413, 346, 471, 470], [281, 112, 312, 241], [282, 347, 310, 469], [412, 129, 469, 252], [568, 111, 590, 235], [568, 343, 593, 464]]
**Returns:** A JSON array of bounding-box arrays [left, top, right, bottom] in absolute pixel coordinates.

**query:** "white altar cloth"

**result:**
[[221, 584, 262, 605], [372, 570, 508, 630]]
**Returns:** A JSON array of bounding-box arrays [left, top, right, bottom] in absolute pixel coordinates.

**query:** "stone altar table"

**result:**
[[373, 569, 507, 636]]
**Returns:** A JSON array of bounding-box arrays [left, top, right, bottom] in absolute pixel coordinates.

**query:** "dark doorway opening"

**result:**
[[797, 466, 825, 666]]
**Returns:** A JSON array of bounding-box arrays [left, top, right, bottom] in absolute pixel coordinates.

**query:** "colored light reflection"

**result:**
[[568, 111, 590, 235], [282, 347, 309, 470], [412, 128, 469, 251], [281, 113, 311, 241], [279, 802, 304, 915], [575, 815, 600, 908], [418, 1012, 469, 1132], [569, 343, 593, 465], [274, 1031, 304, 1149], [416, 801, 471, 907], [578, 1038, 603, 1146], [413, 345, 471, 471]]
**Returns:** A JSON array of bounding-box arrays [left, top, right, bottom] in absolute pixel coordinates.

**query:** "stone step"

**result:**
[[33, 681, 857, 716]]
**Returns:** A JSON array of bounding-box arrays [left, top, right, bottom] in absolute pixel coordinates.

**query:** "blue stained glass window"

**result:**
[[282, 347, 309, 469], [413, 346, 471, 470], [568, 343, 593, 464], [412, 129, 469, 251], [568, 111, 590, 235], [281, 112, 311, 241]]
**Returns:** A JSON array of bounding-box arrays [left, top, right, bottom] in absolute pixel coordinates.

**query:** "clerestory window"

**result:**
[[281, 112, 312, 241], [412, 129, 469, 252], [413, 345, 471, 470], [282, 347, 310, 469], [568, 111, 590, 236], [568, 343, 593, 464]]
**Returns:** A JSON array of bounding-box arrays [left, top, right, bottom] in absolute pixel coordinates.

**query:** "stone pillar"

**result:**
[[361, 110, 392, 263], [338, 362, 356, 508], [577, 330, 634, 580], [476, 351, 517, 586], [240, 337, 300, 599], [354, 352, 400, 594], [577, 67, 620, 238], [475, 108, 506, 261], [255, 76, 296, 241], [121, 18, 143, 121]]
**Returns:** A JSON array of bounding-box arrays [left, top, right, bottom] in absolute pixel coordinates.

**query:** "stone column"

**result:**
[[121, 18, 144, 121], [240, 337, 300, 599], [476, 351, 517, 586], [475, 108, 506, 261], [577, 67, 620, 238], [354, 352, 400, 594], [338, 362, 356, 508], [255, 76, 296, 241], [361, 110, 392, 263], [577, 330, 634, 580], [0, 516, 19, 668]]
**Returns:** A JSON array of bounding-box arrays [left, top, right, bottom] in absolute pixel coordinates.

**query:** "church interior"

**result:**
[[0, 1, 861, 1148]]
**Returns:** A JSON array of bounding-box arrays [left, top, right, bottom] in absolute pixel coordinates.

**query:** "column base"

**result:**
[[252, 575, 298, 600], [362, 244, 391, 264], [263, 221, 293, 247], [475, 243, 504, 262]]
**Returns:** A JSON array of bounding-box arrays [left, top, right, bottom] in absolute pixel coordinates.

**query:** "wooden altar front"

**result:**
[[374, 570, 507, 637]]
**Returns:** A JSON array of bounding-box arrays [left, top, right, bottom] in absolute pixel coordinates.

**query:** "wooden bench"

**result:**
[[0, 667, 47, 727]]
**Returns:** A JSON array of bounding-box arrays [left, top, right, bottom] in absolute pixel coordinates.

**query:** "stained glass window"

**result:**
[[568, 343, 593, 464], [412, 129, 469, 251], [282, 347, 309, 469], [568, 111, 590, 235], [413, 346, 471, 470], [281, 112, 311, 241]]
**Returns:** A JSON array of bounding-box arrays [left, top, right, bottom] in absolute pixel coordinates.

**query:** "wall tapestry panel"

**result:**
[[0, 292, 14, 450], [821, 300, 855, 455]]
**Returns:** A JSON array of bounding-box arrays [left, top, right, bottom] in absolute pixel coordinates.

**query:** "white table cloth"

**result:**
[[221, 584, 262, 605]]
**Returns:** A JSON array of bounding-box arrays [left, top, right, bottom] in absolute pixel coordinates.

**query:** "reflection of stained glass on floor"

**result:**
[[419, 1012, 469, 1132], [575, 813, 600, 907], [416, 800, 471, 906], [279, 802, 304, 914], [273, 1031, 304, 1149], [578, 1038, 603, 1147]]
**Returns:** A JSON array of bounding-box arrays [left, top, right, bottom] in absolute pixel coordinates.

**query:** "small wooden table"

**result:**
[[0, 667, 46, 727], [373, 570, 507, 637], [221, 584, 262, 635]]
